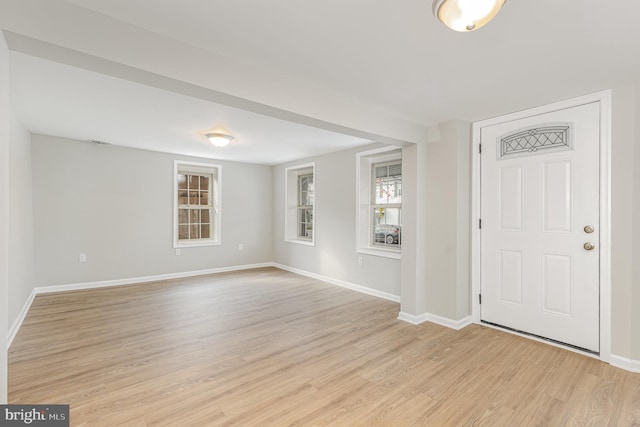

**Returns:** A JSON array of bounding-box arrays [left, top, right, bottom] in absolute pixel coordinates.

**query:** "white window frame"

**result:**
[[173, 160, 221, 248], [285, 162, 315, 246], [356, 147, 402, 259]]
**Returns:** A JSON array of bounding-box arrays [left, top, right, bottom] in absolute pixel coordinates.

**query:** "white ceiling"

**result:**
[[63, 0, 640, 123], [10, 52, 372, 165], [8, 0, 640, 164]]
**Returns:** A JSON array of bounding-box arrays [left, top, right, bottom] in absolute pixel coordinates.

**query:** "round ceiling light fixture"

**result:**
[[205, 132, 234, 148], [432, 0, 506, 32], [204, 125, 234, 148]]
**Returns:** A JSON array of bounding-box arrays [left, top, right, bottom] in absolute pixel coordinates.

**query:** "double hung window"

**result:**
[[285, 163, 315, 245], [174, 161, 221, 247], [356, 148, 402, 258], [371, 161, 402, 248]]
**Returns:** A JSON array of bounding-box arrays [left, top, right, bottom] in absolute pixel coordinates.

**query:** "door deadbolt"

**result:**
[[583, 242, 595, 251], [584, 225, 595, 234]]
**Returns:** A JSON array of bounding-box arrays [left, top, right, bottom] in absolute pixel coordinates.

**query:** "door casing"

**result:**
[[471, 90, 612, 362]]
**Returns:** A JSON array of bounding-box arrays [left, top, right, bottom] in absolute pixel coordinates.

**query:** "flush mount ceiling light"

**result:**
[[433, 0, 506, 32], [206, 133, 233, 148], [205, 132, 234, 148]]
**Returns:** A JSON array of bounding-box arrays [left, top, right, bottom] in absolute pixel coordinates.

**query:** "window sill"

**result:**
[[356, 247, 401, 260], [285, 238, 315, 247], [174, 240, 221, 249]]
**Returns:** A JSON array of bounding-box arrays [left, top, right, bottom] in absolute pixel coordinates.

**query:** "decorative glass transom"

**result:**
[[497, 123, 573, 159]]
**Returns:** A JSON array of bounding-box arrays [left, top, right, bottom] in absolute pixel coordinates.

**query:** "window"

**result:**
[[174, 161, 221, 247], [297, 173, 314, 240], [356, 147, 401, 258], [285, 163, 315, 245], [372, 161, 402, 248]]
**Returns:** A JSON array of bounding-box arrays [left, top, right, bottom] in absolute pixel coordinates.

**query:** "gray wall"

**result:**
[[424, 120, 471, 320], [611, 86, 634, 359], [634, 85, 640, 359], [0, 31, 9, 404], [273, 144, 401, 297], [8, 112, 34, 327], [611, 85, 640, 360], [31, 135, 273, 286], [400, 120, 471, 321], [629, 85, 640, 359]]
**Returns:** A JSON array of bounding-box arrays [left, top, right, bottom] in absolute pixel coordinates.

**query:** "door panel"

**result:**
[[542, 160, 572, 232], [481, 102, 600, 352], [498, 250, 523, 304], [541, 253, 572, 316], [498, 166, 523, 231]]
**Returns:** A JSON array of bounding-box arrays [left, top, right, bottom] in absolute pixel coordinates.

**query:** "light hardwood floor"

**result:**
[[9, 267, 640, 426]]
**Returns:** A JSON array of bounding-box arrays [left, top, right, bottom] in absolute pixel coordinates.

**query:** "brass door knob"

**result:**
[[584, 225, 595, 234], [583, 242, 595, 251]]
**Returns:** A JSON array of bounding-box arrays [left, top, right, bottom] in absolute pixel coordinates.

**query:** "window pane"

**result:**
[[178, 190, 189, 205], [200, 209, 210, 223], [298, 223, 308, 238], [189, 191, 199, 205], [375, 165, 388, 178], [178, 174, 188, 189], [375, 207, 401, 226], [190, 209, 200, 224], [299, 208, 313, 223], [373, 208, 401, 247], [298, 174, 314, 205], [373, 224, 401, 246], [201, 224, 210, 239], [190, 225, 200, 239], [200, 176, 209, 190], [375, 177, 402, 204], [189, 175, 200, 189], [179, 209, 189, 224], [200, 192, 209, 205], [373, 161, 402, 205], [297, 207, 313, 239], [179, 225, 189, 240]]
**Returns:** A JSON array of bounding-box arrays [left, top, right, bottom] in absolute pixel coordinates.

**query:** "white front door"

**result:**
[[480, 101, 600, 352]]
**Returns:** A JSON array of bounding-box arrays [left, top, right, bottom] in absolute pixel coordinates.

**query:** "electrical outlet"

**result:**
[[238, 243, 244, 251], [175, 248, 181, 256], [79, 253, 87, 263]]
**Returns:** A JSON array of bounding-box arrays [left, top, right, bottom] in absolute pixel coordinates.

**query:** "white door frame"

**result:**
[[471, 90, 612, 362]]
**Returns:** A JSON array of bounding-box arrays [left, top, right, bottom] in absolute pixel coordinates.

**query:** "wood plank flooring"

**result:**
[[8, 267, 640, 426]]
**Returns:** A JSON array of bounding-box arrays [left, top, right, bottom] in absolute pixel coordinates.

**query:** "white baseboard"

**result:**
[[398, 311, 472, 331], [34, 262, 274, 294], [272, 263, 401, 303], [8, 289, 37, 348], [610, 354, 640, 373]]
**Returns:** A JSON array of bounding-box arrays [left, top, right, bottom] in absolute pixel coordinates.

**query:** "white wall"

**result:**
[[31, 135, 273, 286], [273, 144, 401, 298], [8, 112, 34, 328], [0, 30, 10, 404]]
